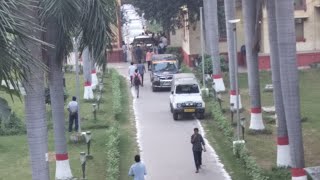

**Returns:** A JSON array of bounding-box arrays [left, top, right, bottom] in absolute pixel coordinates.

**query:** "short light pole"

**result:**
[[230, 103, 235, 124], [99, 82, 104, 93], [92, 104, 97, 121], [96, 93, 101, 110], [240, 117, 246, 140], [80, 152, 87, 180], [85, 131, 93, 159], [217, 93, 223, 111], [212, 82, 216, 100]]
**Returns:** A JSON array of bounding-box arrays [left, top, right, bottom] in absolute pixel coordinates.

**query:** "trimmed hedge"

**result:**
[[111, 70, 122, 117], [106, 123, 120, 180], [209, 99, 269, 180]]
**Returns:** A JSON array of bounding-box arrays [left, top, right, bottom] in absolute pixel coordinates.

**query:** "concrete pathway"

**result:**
[[110, 62, 231, 180]]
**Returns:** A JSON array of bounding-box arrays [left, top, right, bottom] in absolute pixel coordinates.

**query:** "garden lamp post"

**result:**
[[217, 93, 223, 111], [212, 82, 216, 99], [85, 131, 93, 159], [240, 117, 246, 140], [230, 103, 235, 124], [92, 103, 97, 121], [96, 93, 101, 110], [80, 152, 87, 180], [99, 82, 104, 92]]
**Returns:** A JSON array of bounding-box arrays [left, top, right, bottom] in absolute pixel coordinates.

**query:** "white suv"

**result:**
[[169, 73, 205, 120]]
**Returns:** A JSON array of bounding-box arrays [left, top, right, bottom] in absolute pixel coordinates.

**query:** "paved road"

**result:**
[[111, 62, 231, 180]]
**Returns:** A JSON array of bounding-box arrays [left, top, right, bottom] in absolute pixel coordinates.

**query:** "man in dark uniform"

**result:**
[[191, 128, 206, 173]]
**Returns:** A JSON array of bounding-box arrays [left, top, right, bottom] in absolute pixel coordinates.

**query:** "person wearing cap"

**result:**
[[67, 96, 79, 132]]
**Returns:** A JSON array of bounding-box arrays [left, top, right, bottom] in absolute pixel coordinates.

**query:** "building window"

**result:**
[[295, 18, 305, 42], [294, 0, 306, 10], [218, 0, 227, 41]]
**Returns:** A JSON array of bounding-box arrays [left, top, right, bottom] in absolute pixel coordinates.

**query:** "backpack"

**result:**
[[134, 74, 140, 86]]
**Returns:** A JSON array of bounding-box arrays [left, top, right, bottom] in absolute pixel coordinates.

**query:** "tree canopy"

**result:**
[[131, 0, 203, 31]]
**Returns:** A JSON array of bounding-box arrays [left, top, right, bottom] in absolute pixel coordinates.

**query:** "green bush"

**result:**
[[166, 47, 183, 66], [106, 123, 120, 180], [111, 70, 122, 117], [234, 143, 269, 180]]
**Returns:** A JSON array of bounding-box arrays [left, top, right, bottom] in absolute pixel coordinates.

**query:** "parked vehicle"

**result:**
[[150, 54, 179, 92], [169, 73, 205, 120]]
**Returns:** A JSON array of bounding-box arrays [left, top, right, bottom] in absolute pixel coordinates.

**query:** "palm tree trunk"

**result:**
[[83, 47, 94, 100], [44, 18, 73, 179], [224, 0, 242, 110], [207, 0, 225, 92], [266, 0, 291, 167], [23, 2, 50, 179], [242, 0, 265, 130], [90, 51, 98, 90], [275, 1, 306, 179]]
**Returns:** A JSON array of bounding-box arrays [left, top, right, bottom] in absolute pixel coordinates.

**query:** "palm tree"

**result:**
[[275, 1, 306, 179], [224, 0, 242, 110], [207, 0, 225, 92], [40, 0, 115, 178], [83, 47, 94, 100], [40, 1, 81, 178], [242, 0, 265, 130], [21, 1, 50, 179], [266, 0, 291, 167]]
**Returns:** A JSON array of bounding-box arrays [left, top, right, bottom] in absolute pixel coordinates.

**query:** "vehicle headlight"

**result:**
[[177, 103, 182, 108], [197, 103, 202, 107], [154, 76, 160, 81]]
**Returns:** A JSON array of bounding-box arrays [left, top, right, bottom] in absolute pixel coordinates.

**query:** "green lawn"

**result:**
[[0, 70, 137, 180], [220, 69, 320, 170]]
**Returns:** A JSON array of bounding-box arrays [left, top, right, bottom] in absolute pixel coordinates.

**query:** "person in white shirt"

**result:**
[[129, 155, 147, 180], [128, 62, 137, 86], [67, 96, 79, 132]]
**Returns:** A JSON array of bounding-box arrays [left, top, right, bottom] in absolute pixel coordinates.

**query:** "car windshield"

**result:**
[[175, 84, 199, 94], [153, 61, 177, 72]]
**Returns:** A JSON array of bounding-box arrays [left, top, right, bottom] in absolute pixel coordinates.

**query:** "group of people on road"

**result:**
[[128, 128, 206, 180]]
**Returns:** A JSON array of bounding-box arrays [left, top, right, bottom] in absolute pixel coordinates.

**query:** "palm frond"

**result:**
[[79, 0, 117, 67]]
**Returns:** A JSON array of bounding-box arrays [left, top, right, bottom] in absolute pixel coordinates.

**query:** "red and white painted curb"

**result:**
[[230, 90, 242, 110], [212, 74, 226, 92], [55, 153, 73, 179], [277, 136, 291, 167], [292, 168, 307, 180], [84, 81, 94, 100], [91, 69, 98, 90], [249, 107, 265, 130]]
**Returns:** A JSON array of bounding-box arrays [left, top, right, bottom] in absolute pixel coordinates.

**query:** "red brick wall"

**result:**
[[258, 52, 320, 70], [107, 49, 123, 63], [181, 48, 199, 67]]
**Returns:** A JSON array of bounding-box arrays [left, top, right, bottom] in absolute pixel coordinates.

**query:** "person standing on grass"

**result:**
[[136, 61, 146, 86], [67, 96, 79, 132], [128, 62, 136, 87], [191, 128, 206, 173], [133, 69, 142, 98], [129, 155, 147, 180], [146, 49, 154, 70]]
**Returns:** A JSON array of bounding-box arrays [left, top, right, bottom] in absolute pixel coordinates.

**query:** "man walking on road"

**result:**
[[136, 61, 146, 86], [133, 69, 142, 98], [67, 96, 79, 132], [191, 128, 206, 173], [146, 49, 154, 70], [129, 155, 147, 180], [128, 62, 136, 87]]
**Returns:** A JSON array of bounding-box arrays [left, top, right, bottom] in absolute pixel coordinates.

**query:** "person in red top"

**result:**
[[133, 69, 142, 98], [145, 49, 154, 71]]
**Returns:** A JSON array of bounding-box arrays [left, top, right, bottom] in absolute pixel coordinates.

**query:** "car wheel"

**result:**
[[173, 112, 179, 120], [152, 86, 157, 92], [197, 113, 205, 120]]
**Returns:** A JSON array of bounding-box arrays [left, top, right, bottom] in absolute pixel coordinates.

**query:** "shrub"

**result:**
[[166, 47, 183, 66], [106, 123, 120, 180], [111, 70, 122, 117]]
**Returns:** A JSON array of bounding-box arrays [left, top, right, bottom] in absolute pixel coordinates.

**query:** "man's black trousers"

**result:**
[[69, 113, 79, 132], [193, 150, 202, 170]]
